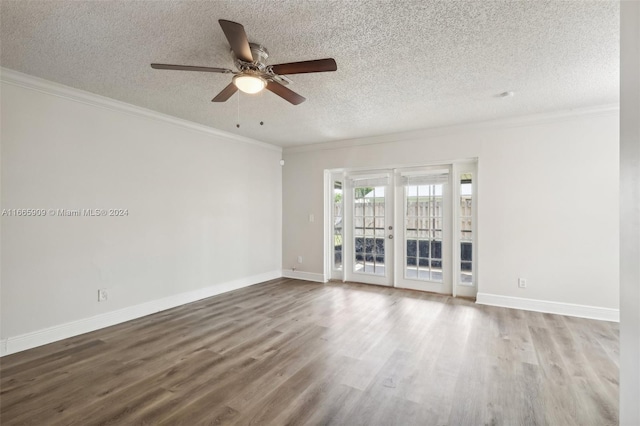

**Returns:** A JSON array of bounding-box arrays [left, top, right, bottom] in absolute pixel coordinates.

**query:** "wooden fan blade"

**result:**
[[218, 20, 253, 63], [212, 83, 238, 102], [270, 58, 337, 75], [266, 81, 306, 105], [151, 64, 232, 73]]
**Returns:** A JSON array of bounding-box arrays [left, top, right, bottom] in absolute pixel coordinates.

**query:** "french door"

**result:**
[[343, 172, 394, 286], [331, 164, 466, 296], [393, 167, 452, 294]]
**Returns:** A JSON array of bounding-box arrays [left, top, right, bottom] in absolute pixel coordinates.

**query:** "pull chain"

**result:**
[[236, 91, 240, 128], [234, 92, 264, 128]]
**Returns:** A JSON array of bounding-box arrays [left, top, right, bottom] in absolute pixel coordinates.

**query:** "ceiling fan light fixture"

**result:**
[[151, 20, 335, 104], [233, 74, 266, 94]]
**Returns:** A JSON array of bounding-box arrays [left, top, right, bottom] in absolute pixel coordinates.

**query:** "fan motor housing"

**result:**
[[233, 43, 269, 71]]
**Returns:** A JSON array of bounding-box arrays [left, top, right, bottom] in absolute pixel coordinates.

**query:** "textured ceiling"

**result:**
[[0, 1, 619, 147]]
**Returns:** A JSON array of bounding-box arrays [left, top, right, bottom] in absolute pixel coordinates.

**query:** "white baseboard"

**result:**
[[0, 270, 282, 357], [282, 269, 327, 283], [476, 293, 619, 322]]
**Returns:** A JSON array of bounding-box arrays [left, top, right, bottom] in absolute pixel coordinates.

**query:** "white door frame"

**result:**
[[451, 161, 479, 298], [343, 170, 394, 286], [393, 165, 453, 294], [325, 171, 345, 281]]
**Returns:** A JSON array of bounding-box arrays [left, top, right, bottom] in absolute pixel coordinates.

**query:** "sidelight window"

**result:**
[[333, 181, 343, 270], [459, 173, 473, 285]]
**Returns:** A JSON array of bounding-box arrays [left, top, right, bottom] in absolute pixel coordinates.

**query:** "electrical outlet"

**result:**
[[518, 278, 527, 288], [98, 288, 108, 302], [297, 256, 303, 264]]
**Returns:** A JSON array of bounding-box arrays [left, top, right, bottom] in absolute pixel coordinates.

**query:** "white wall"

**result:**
[[283, 109, 619, 314], [620, 1, 640, 424], [0, 71, 282, 351]]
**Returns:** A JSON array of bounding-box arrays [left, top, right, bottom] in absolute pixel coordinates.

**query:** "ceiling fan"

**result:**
[[151, 19, 337, 105]]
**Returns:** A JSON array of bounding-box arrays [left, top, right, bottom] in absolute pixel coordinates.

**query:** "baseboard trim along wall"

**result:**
[[281, 269, 327, 283], [476, 292, 620, 322], [0, 270, 282, 357]]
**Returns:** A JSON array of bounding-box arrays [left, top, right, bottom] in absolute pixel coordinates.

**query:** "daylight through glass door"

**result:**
[[404, 176, 447, 282], [353, 185, 386, 275]]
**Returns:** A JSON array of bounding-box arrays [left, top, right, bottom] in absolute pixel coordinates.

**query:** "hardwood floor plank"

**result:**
[[31, 350, 225, 425], [1, 339, 106, 380], [0, 279, 619, 425], [229, 354, 349, 425]]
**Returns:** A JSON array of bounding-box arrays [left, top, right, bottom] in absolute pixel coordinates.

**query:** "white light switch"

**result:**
[[309, 214, 314, 222]]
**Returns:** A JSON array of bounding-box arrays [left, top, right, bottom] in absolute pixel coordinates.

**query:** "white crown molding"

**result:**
[[476, 292, 619, 322], [282, 269, 327, 283], [283, 103, 620, 154], [0, 270, 282, 357], [0, 67, 281, 153]]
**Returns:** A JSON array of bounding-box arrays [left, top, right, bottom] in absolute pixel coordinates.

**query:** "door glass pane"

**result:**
[[406, 218, 417, 238], [375, 197, 385, 216], [364, 217, 375, 236], [333, 181, 343, 270], [354, 185, 385, 276], [460, 174, 473, 284], [374, 217, 385, 237], [405, 182, 444, 282]]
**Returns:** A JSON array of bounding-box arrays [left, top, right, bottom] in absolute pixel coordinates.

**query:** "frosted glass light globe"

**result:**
[[233, 75, 266, 94]]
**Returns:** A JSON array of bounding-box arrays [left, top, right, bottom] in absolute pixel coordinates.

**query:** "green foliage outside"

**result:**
[[354, 187, 374, 199]]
